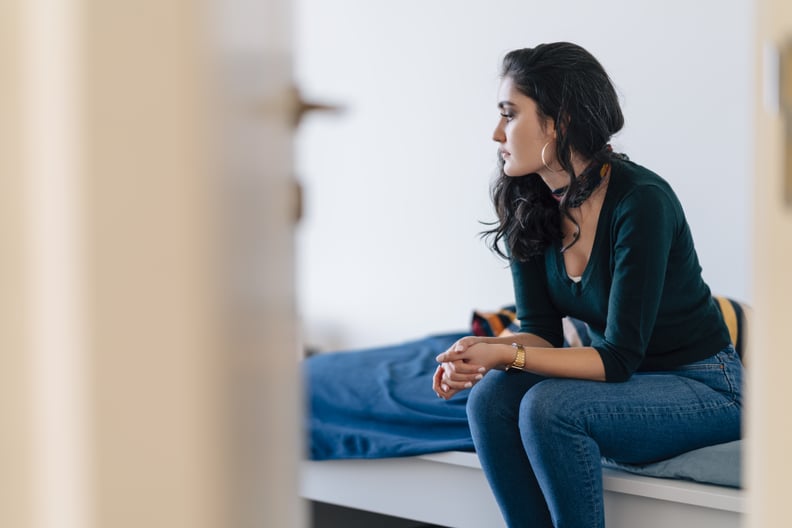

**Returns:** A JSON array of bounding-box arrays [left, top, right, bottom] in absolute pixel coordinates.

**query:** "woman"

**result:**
[[432, 42, 742, 527]]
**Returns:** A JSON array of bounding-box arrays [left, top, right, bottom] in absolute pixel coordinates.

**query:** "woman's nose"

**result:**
[[492, 122, 505, 143]]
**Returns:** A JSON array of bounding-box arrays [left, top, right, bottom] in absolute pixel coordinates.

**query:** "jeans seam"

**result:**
[[720, 350, 739, 402], [674, 365, 724, 371], [574, 431, 601, 528], [584, 399, 740, 420]]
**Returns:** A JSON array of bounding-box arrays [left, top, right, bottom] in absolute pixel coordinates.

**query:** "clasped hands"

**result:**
[[433, 336, 509, 400]]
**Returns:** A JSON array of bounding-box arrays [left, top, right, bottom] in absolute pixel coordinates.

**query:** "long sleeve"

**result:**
[[594, 184, 680, 381], [510, 256, 565, 347]]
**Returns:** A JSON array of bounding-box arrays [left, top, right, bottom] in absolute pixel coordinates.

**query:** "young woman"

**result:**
[[432, 42, 742, 527]]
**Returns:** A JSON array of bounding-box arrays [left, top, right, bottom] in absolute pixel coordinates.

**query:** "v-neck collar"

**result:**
[[552, 160, 620, 291]]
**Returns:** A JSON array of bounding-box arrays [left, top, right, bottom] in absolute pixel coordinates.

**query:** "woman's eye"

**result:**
[[500, 112, 514, 121]]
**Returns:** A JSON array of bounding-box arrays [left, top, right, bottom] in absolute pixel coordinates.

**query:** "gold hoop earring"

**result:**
[[541, 141, 562, 172]]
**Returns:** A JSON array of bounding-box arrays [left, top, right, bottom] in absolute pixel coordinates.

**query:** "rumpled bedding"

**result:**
[[305, 332, 474, 460]]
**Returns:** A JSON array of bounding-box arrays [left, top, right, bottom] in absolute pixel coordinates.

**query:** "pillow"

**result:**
[[471, 305, 518, 337], [712, 296, 750, 363], [602, 440, 742, 488]]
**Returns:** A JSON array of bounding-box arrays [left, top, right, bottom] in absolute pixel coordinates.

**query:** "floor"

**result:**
[[310, 502, 448, 528]]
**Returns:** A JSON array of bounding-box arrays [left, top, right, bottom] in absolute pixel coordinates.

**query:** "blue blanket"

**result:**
[[305, 332, 475, 460]]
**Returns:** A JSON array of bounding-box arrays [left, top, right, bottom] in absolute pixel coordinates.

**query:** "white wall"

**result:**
[[295, 0, 754, 351]]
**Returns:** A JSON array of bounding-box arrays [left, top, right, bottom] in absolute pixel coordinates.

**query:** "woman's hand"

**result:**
[[437, 336, 514, 371], [433, 337, 512, 400], [433, 359, 485, 400], [433, 364, 463, 399]]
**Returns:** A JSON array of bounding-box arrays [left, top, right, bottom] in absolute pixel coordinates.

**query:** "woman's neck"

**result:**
[[538, 154, 591, 193]]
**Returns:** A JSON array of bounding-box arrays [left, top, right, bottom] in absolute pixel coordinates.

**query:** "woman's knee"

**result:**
[[519, 379, 590, 433], [467, 370, 538, 423], [466, 370, 506, 422]]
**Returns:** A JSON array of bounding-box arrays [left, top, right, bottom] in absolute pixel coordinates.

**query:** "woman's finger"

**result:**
[[442, 365, 485, 385], [434, 366, 460, 399], [436, 336, 483, 363], [445, 360, 486, 375], [441, 368, 484, 390], [432, 365, 445, 396]]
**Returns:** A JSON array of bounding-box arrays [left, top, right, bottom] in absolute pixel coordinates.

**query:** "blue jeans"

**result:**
[[466, 345, 743, 528]]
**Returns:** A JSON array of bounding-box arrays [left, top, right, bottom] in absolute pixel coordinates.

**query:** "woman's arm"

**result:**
[[433, 334, 606, 400]]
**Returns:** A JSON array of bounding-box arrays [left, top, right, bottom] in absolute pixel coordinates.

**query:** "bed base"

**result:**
[[301, 451, 743, 528]]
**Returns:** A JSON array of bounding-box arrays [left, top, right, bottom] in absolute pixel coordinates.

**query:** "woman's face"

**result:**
[[492, 76, 558, 178]]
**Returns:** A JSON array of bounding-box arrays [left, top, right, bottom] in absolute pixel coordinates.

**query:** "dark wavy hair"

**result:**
[[482, 42, 625, 261]]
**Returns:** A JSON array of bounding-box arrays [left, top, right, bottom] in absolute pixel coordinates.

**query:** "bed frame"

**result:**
[[301, 450, 743, 527]]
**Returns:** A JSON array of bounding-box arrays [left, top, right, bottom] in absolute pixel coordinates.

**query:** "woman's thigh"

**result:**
[[520, 347, 742, 464], [467, 368, 547, 421]]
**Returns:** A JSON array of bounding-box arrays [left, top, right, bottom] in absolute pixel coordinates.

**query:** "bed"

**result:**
[[301, 297, 747, 527]]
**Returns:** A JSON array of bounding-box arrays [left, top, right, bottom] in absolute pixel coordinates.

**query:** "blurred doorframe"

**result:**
[[747, 0, 792, 526], [2, 1, 304, 527]]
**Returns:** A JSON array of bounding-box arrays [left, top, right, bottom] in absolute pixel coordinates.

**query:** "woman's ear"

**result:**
[[548, 111, 571, 139], [543, 117, 558, 138]]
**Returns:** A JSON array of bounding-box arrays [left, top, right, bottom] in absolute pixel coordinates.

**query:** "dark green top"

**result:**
[[511, 159, 731, 382]]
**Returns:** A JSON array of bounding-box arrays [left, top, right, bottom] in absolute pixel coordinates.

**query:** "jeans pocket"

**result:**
[[672, 346, 742, 403]]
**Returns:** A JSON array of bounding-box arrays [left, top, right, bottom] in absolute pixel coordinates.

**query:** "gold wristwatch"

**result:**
[[508, 343, 526, 371]]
